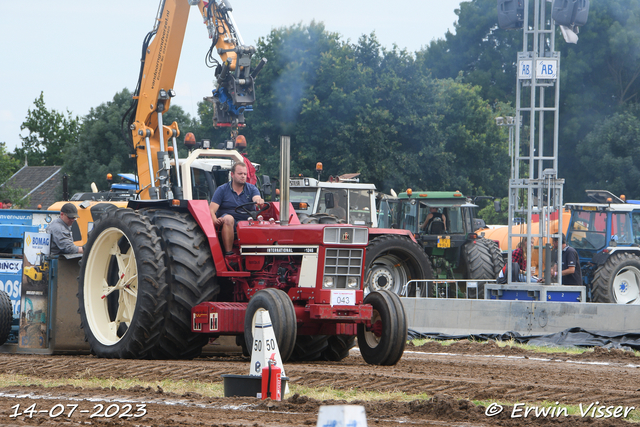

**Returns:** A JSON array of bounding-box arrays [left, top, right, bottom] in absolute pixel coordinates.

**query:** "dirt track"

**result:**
[[0, 341, 639, 426]]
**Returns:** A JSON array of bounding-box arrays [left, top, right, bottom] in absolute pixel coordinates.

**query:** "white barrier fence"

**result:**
[[402, 279, 493, 299]]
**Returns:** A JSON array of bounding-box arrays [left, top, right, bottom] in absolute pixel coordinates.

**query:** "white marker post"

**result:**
[[249, 309, 289, 395], [316, 405, 368, 427]]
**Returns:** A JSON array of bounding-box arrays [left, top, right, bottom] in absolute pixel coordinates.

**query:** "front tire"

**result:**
[[592, 252, 640, 304], [244, 288, 297, 362], [365, 235, 433, 296], [357, 290, 407, 366], [78, 209, 168, 358]]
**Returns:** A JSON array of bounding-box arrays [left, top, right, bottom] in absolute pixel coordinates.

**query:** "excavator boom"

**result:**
[[125, 0, 264, 200]]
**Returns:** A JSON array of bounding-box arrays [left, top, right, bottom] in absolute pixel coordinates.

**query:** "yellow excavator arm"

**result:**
[[124, 0, 265, 200]]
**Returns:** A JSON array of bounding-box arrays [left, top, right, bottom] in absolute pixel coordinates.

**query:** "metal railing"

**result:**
[[402, 279, 493, 299]]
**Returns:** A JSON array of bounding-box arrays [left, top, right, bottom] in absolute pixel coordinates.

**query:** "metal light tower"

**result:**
[[498, 0, 582, 285], [497, 0, 589, 285]]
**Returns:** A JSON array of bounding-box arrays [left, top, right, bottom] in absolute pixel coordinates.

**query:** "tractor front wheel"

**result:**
[[244, 288, 297, 362], [357, 290, 407, 365], [592, 252, 640, 304]]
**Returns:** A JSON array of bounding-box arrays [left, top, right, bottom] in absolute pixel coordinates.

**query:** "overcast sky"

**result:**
[[0, 1, 461, 152]]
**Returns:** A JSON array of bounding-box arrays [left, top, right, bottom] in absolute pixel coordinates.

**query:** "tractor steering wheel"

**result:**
[[234, 202, 271, 221]]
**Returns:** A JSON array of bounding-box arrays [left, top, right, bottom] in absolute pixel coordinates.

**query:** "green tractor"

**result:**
[[377, 190, 504, 297]]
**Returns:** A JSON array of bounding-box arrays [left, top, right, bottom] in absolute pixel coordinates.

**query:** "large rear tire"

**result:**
[[0, 290, 12, 346], [592, 252, 640, 304], [461, 239, 497, 298], [292, 334, 355, 362], [324, 335, 356, 361], [143, 210, 219, 359], [365, 235, 433, 296], [244, 288, 297, 362], [357, 290, 407, 366], [462, 240, 496, 280], [291, 335, 329, 361], [479, 238, 505, 278], [78, 208, 168, 358]]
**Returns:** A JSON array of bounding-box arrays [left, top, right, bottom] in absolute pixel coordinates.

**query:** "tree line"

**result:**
[[2, 0, 639, 216]]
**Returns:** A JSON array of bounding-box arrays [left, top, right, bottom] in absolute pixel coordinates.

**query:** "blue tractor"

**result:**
[[566, 190, 640, 304]]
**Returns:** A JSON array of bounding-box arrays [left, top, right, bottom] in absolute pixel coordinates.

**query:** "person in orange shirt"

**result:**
[[235, 135, 257, 185]]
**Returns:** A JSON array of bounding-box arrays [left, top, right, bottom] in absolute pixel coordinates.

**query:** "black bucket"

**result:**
[[221, 374, 289, 398]]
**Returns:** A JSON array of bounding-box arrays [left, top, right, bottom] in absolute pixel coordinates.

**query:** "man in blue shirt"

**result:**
[[209, 162, 264, 255]]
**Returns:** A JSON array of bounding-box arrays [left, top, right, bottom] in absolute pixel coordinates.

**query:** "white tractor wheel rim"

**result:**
[[84, 227, 138, 346], [368, 254, 407, 295], [613, 267, 640, 304]]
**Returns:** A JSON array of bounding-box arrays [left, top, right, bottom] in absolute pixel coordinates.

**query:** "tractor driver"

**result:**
[[421, 207, 447, 233], [209, 162, 264, 256]]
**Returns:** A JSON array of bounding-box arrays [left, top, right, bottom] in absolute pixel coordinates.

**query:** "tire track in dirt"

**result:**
[[0, 345, 638, 408], [0, 342, 638, 426]]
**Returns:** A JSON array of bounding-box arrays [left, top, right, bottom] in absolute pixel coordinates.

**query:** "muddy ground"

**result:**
[[0, 340, 639, 426]]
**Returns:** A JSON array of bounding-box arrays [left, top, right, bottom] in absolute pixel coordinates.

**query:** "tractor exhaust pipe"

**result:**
[[279, 135, 290, 226]]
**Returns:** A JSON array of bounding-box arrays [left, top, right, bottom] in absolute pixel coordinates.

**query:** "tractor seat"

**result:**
[[428, 219, 446, 235]]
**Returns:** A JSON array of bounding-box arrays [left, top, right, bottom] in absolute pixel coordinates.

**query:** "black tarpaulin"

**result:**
[[408, 327, 640, 351]]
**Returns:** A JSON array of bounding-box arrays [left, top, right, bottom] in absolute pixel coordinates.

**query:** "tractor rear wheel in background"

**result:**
[[592, 252, 640, 304], [479, 238, 505, 278], [142, 210, 219, 359], [0, 290, 12, 346], [291, 335, 329, 361], [365, 235, 433, 296], [357, 290, 408, 366], [461, 239, 497, 298], [78, 208, 168, 358], [323, 335, 356, 361], [292, 334, 356, 362], [244, 288, 297, 362]]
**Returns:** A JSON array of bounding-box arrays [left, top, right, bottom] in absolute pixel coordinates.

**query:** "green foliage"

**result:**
[[577, 104, 640, 198], [16, 92, 81, 166], [62, 89, 136, 195], [419, 0, 640, 202], [421, 0, 521, 104], [0, 143, 20, 184], [0, 143, 28, 207], [235, 23, 509, 198], [62, 89, 193, 195], [477, 197, 509, 225]]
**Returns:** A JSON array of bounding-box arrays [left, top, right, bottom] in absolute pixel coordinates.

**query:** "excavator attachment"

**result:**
[[211, 50, 267, 127]]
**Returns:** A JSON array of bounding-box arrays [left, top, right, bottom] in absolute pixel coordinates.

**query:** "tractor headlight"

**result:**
[[347, 277, 359, 289], [323, 276, 335, 289]]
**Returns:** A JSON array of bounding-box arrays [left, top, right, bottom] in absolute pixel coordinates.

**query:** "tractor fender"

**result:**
[[592, 247, 640, 267], [187, 200, 227, 273], [369, 228, 417, 243]]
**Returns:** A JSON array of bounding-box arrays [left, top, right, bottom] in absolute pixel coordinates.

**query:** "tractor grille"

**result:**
[[323, 248, 363, 289]]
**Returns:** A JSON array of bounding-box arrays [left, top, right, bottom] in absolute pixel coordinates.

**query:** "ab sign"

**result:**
[[518, 59, 558, 79]]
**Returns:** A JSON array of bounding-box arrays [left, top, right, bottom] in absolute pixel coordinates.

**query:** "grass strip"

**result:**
[[0, 374, 638, 421]]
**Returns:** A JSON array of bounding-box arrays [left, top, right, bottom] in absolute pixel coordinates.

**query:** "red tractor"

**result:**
[[75, 0, 406, 366], [79, 197, 407, 365]]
